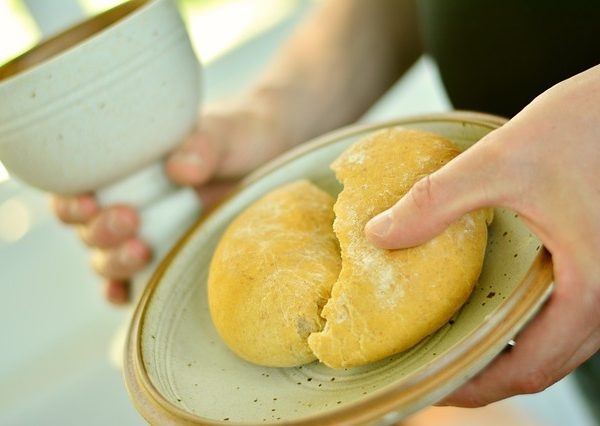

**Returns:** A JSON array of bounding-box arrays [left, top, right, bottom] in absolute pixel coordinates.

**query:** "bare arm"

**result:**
[[254, 0, 422, 148], [53, 0, 423, 302]]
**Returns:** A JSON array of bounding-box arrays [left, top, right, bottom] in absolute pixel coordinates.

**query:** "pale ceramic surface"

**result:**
[[0, 0, 201, 196], [0, 0, 202, 275], [125, 113, 554, 425]]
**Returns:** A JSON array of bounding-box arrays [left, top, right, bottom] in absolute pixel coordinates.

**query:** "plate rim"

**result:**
[[123, 111, 554, 425]]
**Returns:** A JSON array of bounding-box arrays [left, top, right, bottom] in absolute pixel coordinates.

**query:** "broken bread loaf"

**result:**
[[208, 180, 341, 367], [307, 128, 492, 367], [208, 127, 492, 369]]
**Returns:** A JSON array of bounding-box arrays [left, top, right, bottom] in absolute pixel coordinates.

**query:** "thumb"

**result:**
[[365, 137, 510, 249], [165, 115, 223, 186]]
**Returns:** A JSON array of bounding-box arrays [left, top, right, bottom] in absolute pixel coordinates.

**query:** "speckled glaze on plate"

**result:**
[[124, 112, 554, 425]]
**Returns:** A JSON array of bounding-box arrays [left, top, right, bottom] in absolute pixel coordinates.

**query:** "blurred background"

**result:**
[[0, 0, 596, 424]]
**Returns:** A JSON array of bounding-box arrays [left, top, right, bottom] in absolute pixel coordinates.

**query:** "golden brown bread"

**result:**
[[208, 180, 341, 367], [208, 127, 492, 369], [307, 128, 492, 367]]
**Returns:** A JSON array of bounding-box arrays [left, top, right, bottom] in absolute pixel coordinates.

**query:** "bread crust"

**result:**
[[208, 180, 341, 367], [209, 128, 491, 369], [307, 128, 491, 368]]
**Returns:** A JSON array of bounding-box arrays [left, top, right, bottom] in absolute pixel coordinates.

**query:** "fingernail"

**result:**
[[106, 210, 136, 238], [169, 150, 204, 169], [366, 211, 393, 239]]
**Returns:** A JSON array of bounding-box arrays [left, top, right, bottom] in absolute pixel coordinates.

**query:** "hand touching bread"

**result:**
[[366, 64, 600, 407]]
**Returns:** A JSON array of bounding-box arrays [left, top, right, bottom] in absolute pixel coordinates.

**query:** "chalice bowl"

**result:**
[[0, 0, 203, 295]]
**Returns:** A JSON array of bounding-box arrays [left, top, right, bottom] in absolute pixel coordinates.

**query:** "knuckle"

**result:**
[[477, 129, 535, 208], [93, 219, 114, 246], [445, 381, 491, 408], [84, 221, 107, 247], [53, 198, 75, 222], [90, 248, 129, 280], [52, 196, 94, 224], [512, 369, 552, 395], [86, 211, 132, 248], [459, 393, 488, 408], [111, 253, 133, 279], [409, 174, 439, 211]]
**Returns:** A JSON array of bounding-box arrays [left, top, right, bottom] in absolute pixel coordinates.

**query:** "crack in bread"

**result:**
[[208, 128, 492, 369], [208, 180, 341, 367], [307, 128, 491, 368]]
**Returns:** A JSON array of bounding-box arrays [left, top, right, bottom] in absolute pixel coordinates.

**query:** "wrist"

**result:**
[[246, 83, 310, 149]]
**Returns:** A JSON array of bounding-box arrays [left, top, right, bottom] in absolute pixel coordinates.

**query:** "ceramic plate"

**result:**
[[124, 112, 554, 425]]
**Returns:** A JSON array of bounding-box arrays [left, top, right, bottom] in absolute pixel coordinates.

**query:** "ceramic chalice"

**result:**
[[0, 0, 203, 287]]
